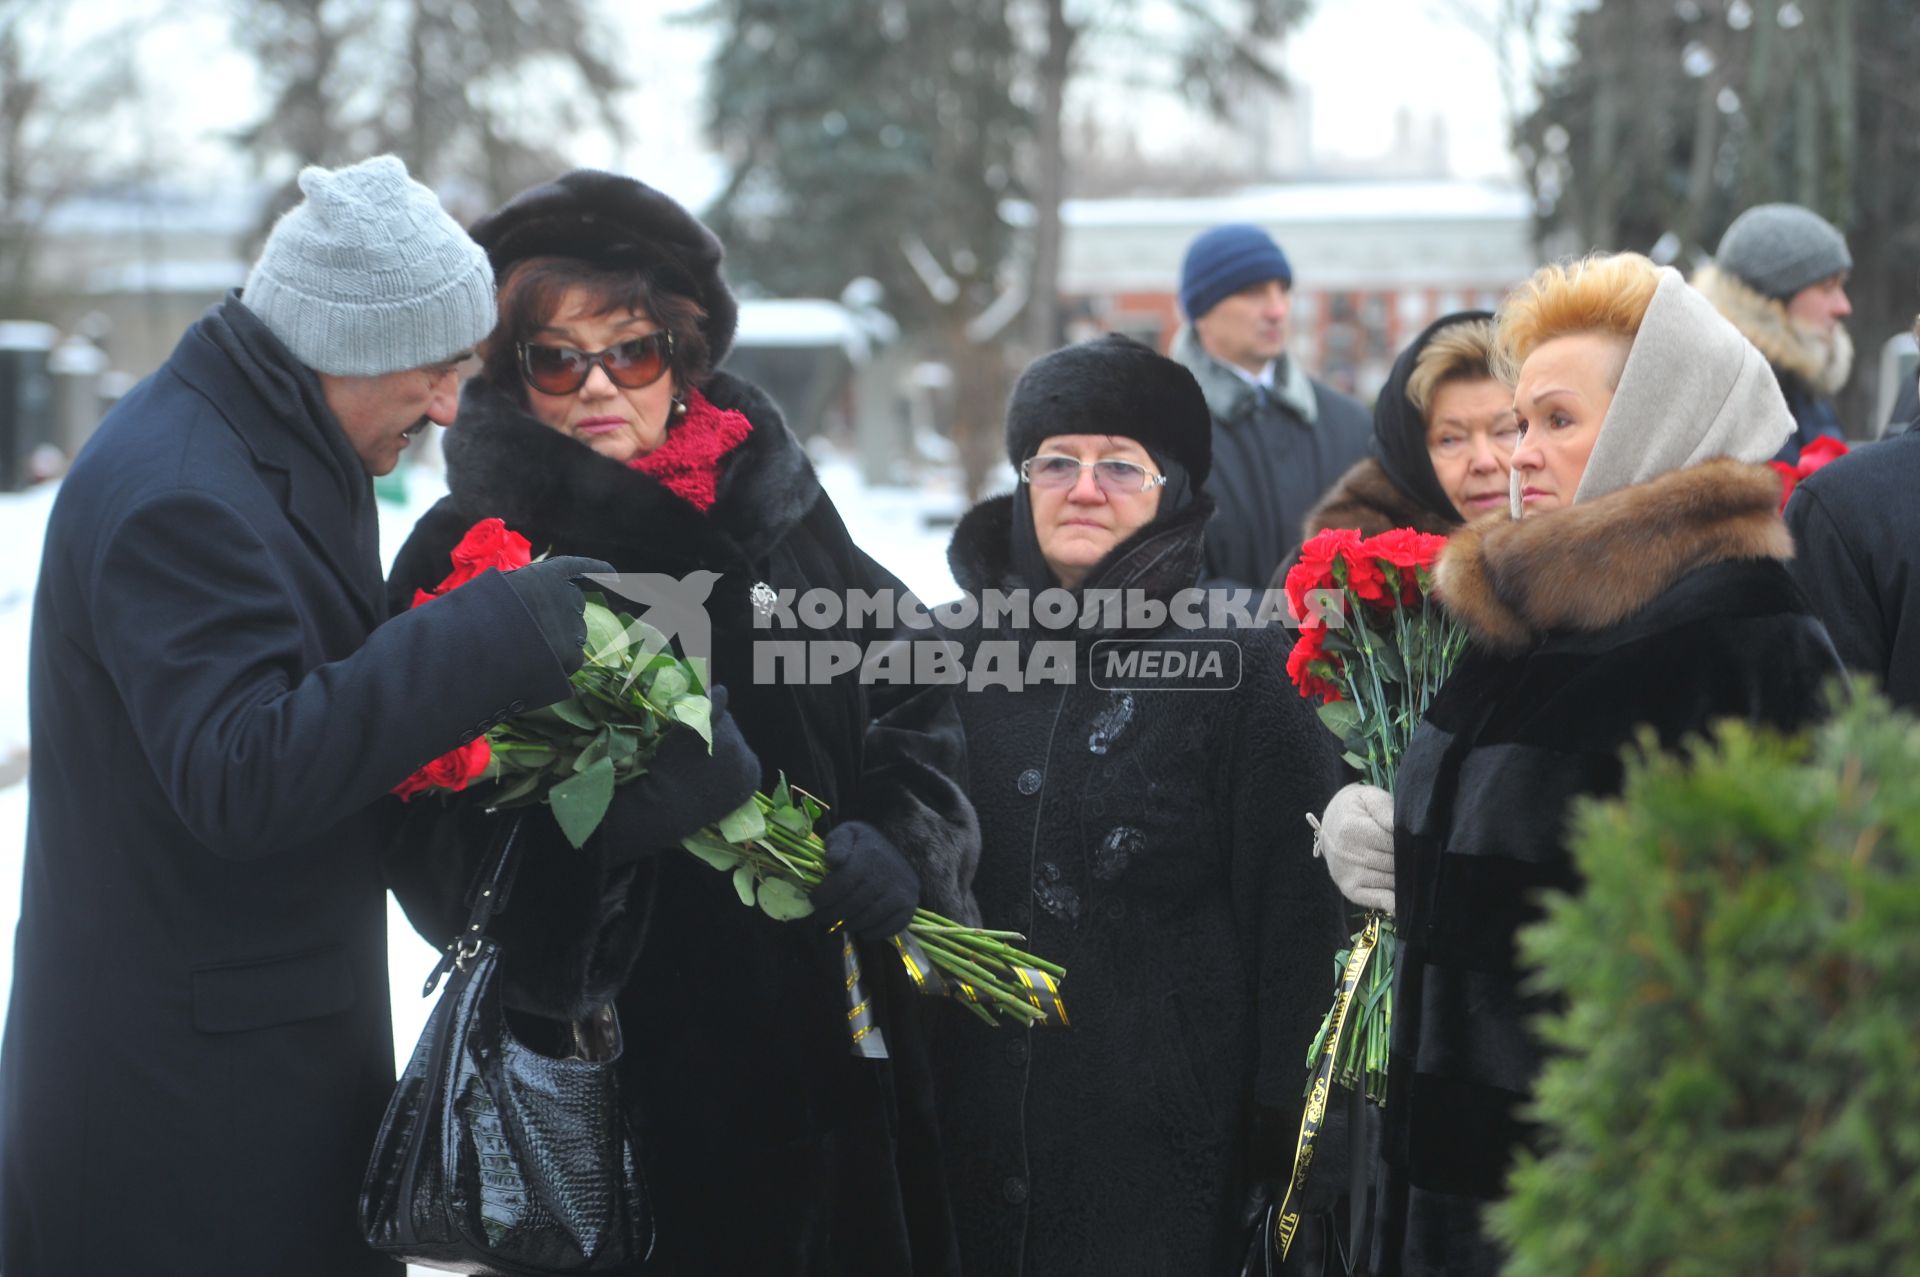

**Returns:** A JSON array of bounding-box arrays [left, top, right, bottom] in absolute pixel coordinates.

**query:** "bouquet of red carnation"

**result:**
[[1767, 434, 1849, 510], [1283, 526, 1466, 1106], [392, 518, 1068, 1031]]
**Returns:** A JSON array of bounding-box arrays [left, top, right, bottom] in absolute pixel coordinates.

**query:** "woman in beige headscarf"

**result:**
[[1313, 253, 1842, 1275]]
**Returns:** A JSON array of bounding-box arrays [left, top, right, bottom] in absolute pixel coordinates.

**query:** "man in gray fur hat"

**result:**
[[1692, 202, 1854, 463], [0, 156, 609, 1276]]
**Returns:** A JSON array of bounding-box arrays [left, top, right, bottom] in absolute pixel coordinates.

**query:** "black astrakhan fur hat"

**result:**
[[1004, 333, 1212, 486], [467, 169, 740, 365]]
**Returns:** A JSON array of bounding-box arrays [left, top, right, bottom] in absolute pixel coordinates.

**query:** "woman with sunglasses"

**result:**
[[926, 335, 1345, 1275], [385, 170, 976, 1276]]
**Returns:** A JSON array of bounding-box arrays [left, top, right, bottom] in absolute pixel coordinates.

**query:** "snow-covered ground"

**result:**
[[0, 440, 975, 1072]]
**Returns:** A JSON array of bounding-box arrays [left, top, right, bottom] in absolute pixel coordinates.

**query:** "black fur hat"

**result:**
[[468, 169, 739, 365], [1004, 334, 1212, 486]]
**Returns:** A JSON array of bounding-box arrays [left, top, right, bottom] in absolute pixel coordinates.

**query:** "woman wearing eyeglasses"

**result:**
[[926, 335, 1345, 1275], [384, 170, 975, 1276]]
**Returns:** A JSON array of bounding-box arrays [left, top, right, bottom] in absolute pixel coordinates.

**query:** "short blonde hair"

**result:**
[[1493, 252, 1662, 385], [1406, 317, 1499, 416]]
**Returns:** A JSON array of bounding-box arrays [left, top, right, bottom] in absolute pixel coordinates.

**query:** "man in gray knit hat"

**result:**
[[1692, 202, 1854, 463], [0, 156, 609, 1277]]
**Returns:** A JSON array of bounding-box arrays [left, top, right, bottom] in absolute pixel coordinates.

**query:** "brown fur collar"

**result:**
[[1304, 457, 1459, 541], [1435, 459, 1792, 652], [1693, 264, 1853, 394]]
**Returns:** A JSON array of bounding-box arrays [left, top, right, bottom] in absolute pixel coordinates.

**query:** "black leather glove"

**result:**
[[812, 820, 920, 941], [592, 685, 761, 865], [502, 555, 615, 675]]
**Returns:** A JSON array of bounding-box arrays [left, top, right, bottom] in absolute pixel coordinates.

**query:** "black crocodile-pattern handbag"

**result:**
[[360, 814, 653, 1275]]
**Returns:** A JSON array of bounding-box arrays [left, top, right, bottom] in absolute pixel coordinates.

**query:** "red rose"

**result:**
[[1768, 461, 1802, 512], [451, 517, 533, 576], [1287, 528, 1364, 619], [1286, 625, 1345, 703], [412, 518, 536, 605], [1796, 436, 1849, 472], [392, 738, 493, 802]]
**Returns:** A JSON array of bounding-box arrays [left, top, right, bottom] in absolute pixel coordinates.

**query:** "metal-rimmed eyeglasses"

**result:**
[[1019, 454, 1167, 494]]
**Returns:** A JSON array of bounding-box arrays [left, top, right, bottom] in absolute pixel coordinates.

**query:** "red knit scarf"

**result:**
[[628, 386, 753, 511]]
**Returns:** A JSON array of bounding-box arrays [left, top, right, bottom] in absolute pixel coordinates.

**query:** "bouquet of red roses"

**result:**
[[1283, 527, 1466, 1105], [392, 519, 1067, 1031]]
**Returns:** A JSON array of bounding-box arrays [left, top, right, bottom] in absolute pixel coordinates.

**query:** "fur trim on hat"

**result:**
[[1693, 264, 1854, 396], [1437, 458, 1791, 653], [469, 169, 739, 366], [1005, 334, 1212, 485]]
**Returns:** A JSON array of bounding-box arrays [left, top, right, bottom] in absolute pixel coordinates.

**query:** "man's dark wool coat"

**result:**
[[926, 490, 1346, 1275], [383, 371, 978, 1277], [1784, 431, 1920, 709], [1369, 460, 1842, 1276], [1169, 327, 1371, 590], [0, 297, 576, 1276]]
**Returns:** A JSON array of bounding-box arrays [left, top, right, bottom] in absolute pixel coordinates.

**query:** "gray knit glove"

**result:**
[[1314, 782, 1396, 913]]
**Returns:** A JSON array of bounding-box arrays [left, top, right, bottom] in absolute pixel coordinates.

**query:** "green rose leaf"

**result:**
[[548, 755, 616, 848], [770, 803, 812, 834], [573, 727, 612, 773], [732, 863, 757, 907], [756, 877, 814, 920], [716, 798, 767, 844], [680, 831, 743, 872], [582, 601, 630, 666], [670, 696, 714, 748], [651, 666, 690, 704], [547, 697, 600, 731]]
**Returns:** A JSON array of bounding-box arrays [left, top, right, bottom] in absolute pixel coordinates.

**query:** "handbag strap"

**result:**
[[421, 812, 526, 997]]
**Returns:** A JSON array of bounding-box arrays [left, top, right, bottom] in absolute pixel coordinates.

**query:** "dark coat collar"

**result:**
[[442, 371, 821, 569], [947, 491, 1215, 614], [169, 295, 383, 628], [1436, 458, 1792, 653]]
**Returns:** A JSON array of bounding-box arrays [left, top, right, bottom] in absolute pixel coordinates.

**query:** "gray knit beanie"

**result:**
[[242, 155, 496, 376], [1713, 203, 1851, 300]]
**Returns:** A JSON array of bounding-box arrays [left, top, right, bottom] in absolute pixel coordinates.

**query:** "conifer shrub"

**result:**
[[1490, 690, 1920, 1276]]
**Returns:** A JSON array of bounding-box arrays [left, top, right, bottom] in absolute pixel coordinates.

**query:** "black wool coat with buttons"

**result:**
[[384, 371, 977, 1277], [927, 491, 1346, 1276], [0, 298, 576, 1277]]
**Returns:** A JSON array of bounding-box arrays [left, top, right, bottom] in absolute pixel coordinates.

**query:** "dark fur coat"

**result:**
[[1372, 460, 1842, 1276], [384, 371, 976, 1276], [927, 492, 1346, 1275], [1303, 457, 1460, 542]]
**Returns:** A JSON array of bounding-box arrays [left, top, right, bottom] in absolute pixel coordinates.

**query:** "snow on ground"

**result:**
[[0, 441, 970, 1072]]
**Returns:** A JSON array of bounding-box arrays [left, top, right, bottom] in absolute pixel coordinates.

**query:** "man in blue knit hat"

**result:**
[[0, 156, 609, 1276], [1169, 222, 1369, 589]]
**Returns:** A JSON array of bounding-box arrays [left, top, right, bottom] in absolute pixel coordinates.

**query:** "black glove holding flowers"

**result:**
[[812, 820, 921, 941], [591, 685, 761, 865]]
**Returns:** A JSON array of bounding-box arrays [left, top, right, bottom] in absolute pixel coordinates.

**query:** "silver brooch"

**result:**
[[749, 581, 778, 620]]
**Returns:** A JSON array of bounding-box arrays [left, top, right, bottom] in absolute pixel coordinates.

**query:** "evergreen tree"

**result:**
[[701, 0, 1029, 496], [1492, 688, 1920, 1275], [231, 0, 628, 228], [1518, 0, 1910, 433]]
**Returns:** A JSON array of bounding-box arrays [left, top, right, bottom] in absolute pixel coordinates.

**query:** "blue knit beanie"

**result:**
[[243, 155, 496, 376], [1179, 223, 1292, 320]]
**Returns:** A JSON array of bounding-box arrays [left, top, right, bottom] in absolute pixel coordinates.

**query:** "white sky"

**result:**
[[81, 0, 1539, 203]]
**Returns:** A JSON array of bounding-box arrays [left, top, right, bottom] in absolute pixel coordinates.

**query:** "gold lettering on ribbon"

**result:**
[[1272, 916, 1382, 1262]]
